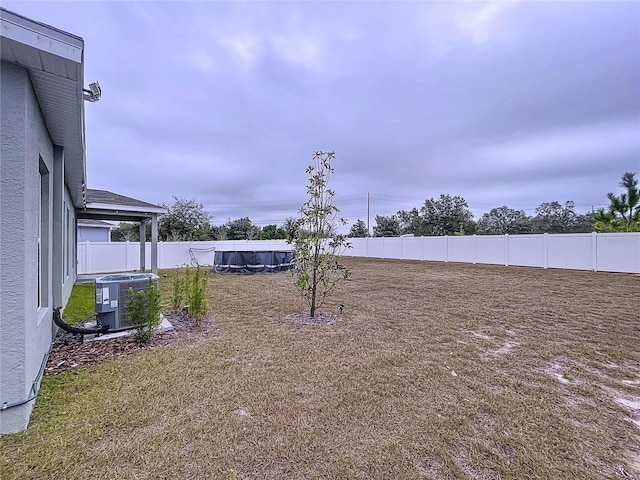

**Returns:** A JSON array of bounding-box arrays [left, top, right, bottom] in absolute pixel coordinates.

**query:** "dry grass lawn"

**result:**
[[1, 258, 639, 479]]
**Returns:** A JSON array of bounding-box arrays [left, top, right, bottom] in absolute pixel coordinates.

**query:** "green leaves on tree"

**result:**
[[291, 151, 351, 318]]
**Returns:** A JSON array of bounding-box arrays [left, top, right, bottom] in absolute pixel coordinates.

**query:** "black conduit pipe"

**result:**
[[0, 342, 51, 411], [1, 308, 110, 412], [52, 307, 109, 335], [1, 311, 58, 411]]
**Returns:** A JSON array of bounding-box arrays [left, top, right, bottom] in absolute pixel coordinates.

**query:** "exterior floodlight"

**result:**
[[83, 81, 101, 102]]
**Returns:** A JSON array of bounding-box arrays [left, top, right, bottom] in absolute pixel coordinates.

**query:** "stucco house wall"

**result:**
[[1, 5, 88, 433], [0, 61, 60, 432], [1, 8, 162, 434]]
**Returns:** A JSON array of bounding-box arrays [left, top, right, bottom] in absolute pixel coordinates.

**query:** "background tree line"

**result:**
[[352, 196, 594, 238], [349, 171, 638, 237], [110, 172, 638, 241], [111, 196, 301, 242]]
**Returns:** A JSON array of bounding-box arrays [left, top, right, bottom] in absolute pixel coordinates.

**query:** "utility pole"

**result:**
[[367, 192, 370, 236]]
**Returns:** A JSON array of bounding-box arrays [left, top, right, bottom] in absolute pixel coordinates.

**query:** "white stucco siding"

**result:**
[[1, 62, 30, 433], [0, 61, 56, 433]]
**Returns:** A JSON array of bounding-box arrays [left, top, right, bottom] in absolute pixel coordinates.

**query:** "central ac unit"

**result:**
[[95, 273, 159, 331]]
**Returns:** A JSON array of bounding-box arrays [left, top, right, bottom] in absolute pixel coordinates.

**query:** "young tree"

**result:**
[[292, 151, 351, 318], [159, 196, 212, 241], [348, 219, 369, 238], [594, 172, 640, 232]]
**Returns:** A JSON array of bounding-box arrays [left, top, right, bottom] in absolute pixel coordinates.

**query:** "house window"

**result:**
[[38, 159, 50, 309]]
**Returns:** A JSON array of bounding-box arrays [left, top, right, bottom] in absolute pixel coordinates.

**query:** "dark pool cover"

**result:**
[[213, 251, 295, 274]]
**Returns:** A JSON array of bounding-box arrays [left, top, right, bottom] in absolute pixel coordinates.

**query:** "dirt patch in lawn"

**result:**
[[45, 311, 217, 375]]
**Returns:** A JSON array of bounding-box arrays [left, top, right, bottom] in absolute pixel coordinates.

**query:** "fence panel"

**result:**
[[349, 238, 369, 257], [366, 238, 385, 258], [401, 236, 424, 261], [77, 242, 87, 273], [383, 238, 402, 259], [422, 237, 448, 261], [547, 234, 593, 271], [475, 235, 506, 265], [507, 235, 545, 267], [161, 241, 216, 268], [448, 236, 475, 263], [89, 242, 131, 273], [597, 233, 640, 273]]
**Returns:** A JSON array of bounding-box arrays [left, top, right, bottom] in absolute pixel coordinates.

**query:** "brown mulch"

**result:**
[[285, 311, 342, 325], [45, 311, 217, 376]]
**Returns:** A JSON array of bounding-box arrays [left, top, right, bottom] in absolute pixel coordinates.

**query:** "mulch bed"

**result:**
[[285, 311, 342, 325], [45, 311, 217, 376]]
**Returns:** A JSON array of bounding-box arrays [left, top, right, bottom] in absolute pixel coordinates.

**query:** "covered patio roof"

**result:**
[[77, 189, 167, 273]]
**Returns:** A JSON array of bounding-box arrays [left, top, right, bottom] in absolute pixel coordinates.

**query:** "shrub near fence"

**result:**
[[77, 233, 640, 275]]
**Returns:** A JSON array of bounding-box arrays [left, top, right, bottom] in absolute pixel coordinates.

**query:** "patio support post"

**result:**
[[139, 220, 147, 272], [151, 214, 158, 274]]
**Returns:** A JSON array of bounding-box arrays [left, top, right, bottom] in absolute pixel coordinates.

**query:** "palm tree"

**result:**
[[595, 172, 640, 231]]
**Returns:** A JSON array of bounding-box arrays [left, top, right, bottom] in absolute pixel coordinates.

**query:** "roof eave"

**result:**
[[84, 202, 168, 215], [0, 7, 86, 207]]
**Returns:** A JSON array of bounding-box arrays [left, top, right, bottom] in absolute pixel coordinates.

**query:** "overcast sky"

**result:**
[[5, 1, 640, 229]]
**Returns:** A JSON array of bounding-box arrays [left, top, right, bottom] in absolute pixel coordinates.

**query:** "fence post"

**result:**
[[85, 241, 90, 274], [543, 233, 549, 269], [445, 235, 449, 263], [504, 234, 509, 266], [126, 241, 131, 271], [591, 231, 598, 272], [473, 234, 477, 264]]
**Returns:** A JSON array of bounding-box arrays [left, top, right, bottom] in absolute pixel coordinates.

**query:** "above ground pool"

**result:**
[[213, 250, 294, 274]]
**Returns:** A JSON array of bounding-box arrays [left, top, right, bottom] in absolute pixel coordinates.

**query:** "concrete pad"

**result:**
[[83, 315, 173, 343]]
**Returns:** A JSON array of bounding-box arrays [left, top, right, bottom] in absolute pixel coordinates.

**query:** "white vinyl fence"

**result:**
[[347, 232, 639, 274], [77, 233, 640, 275], [77, 240, 291, 274]]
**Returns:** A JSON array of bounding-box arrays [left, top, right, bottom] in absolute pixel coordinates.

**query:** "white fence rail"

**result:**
[[77, 233, 640, 275]]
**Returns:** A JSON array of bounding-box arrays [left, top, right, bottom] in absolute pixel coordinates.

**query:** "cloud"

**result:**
[[184, 49, 218, 73], [455, 2, 516, 45], [3, 0, 638, 227], [269, 32, 325, 71], [220, 34, 263, 70], [475, 116, 639, 173]]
